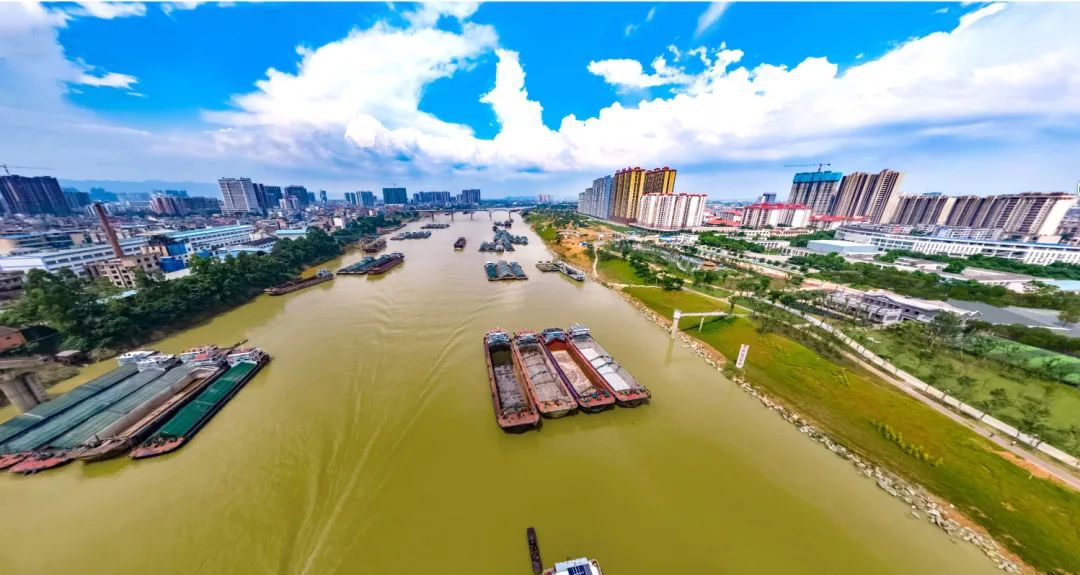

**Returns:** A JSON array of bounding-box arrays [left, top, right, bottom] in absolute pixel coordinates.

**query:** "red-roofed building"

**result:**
[[740, 203, 811, 229]]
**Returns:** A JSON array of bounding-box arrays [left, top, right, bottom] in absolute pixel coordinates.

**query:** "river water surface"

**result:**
[[0, 217, 998, 574]]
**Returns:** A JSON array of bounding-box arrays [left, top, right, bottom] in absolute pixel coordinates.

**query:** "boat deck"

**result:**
[[490, 350, 528, 413], [0, 364, 138, 446], [548, 350, 600, 396], [519, 348, 572, 403], [49, 365, 201, 449], [146, 362, 257, 440], [1, 367, 170, 454]]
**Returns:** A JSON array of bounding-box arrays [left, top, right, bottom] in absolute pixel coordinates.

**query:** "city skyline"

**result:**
[[4, 2, 1080, 199]]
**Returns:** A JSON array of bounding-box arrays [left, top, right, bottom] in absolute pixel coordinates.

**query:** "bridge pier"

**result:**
[[0, 372, 48, 412]]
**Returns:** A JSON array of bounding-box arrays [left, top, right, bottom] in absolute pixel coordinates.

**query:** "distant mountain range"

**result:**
[[60, 179, 221, 199]]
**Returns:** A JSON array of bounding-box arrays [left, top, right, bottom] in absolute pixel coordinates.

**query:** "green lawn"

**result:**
[[851, 327, 1080, 449], [625, 286, 1080, 574], [597, 257, 649, 284]]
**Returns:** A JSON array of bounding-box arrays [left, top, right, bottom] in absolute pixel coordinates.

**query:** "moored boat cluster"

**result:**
[[483, 324, 650, 431], [0, 344, 270, 475]]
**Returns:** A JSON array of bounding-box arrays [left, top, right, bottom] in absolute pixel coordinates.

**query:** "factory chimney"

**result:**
[[93, 202, 124, 258]]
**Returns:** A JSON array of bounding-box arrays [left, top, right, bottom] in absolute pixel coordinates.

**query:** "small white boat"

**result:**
[[543, 557, 604, 575]]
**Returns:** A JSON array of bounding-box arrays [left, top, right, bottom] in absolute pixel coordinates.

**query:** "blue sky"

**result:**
[[3, 2, 1080, 200]]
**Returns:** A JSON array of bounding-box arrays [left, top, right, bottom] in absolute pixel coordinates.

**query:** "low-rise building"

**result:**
[[740, 203, 811, 229], [806, 239, 880, 255], [836, 226, 1080, 265], [0, 237, 148, 276], [825, 288, 979, 325], [87, 253, 162, 289]]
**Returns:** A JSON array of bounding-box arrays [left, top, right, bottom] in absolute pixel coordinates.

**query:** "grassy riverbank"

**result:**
[[622, 286, 1080, 573]]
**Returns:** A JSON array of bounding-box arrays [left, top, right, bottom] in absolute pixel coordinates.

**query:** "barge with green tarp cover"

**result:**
[[130, 349, 269, 459], [9, 363, 223, 474], [0, 358, 174, 470], [0, 363, 138, 447]]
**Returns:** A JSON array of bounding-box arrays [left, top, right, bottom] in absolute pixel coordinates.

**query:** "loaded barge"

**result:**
[[568, 324, 650, 407], [512, 332, 575, 418], [338, 253, 404, 275], [0, 353, 177, 471], [362, 237, 386, 253], [421, 223, 451, 229], [264, 268, 333, 296], [454, 237, 466, 250], [483, 331, 539, 432], [131, 348, 269, 459], [485, 261, 528, 281], [540, 328, 615, 412], [390, 231, 431, 240]]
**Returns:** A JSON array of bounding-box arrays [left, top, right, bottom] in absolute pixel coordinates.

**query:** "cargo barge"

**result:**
[[390, 231, 431, 240], [362, 237, 386, 253], [512, 332, 576, 418], [454, 237, 466, 249], [11, 361, 222, 473], [527, 527, 543, 574], [483, 331, 539, 432], [75, 361, 227, 462], [567, 324, 650, 407], [264, 268, 333, 295], [421, 223, 450, 229], [367, 252, 404, 275], [338, 256, 377, 275], [556, 262, 585, 281], [130, 348, 269, 459], [0, 353, 170, 470], [485, 260, 527, 281], [540, 328, 615, 412], [0, 363, 138, 449], [535, 261, 556, 272]]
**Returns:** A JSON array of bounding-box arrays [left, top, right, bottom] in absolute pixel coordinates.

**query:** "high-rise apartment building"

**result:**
[[833, 169, 904, 223], [383, 187, 408, 205], [460, 189, 481, 205], [786, 171, 843, 215], [284, 185, 309, 208], [319, 190, 328, 204], [889, 193, 956, 226], [344, 192, 357, 205], [611, 167, 646, 223], [0, 175, 71, 216], [218, 177, 260, 215], [635, 193, 706, 231], [740, 203, 812, 229], [262, 185, 283, 209], [64, 189, 92, 211], [359, 191, 376, 207], [642, 167, 677, 196], [591, 175, 613, 219]]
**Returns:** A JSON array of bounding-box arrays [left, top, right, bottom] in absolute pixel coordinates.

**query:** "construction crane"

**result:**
[[1, 164, 54, 176], [783, 163, 832, 172]]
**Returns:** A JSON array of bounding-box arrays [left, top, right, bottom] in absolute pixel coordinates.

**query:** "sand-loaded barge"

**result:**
[[540, 328, 615, 412], [512, 331, 576, 418], [131, 348, 269, 459], [485, 261, 528, 281], [567, 324, 649, 407], [454, 237, 466, 250], [390, 231, 431, 240], [264, 268, 333, 296], [421, 223, 450, 229], [362, 237, 386, 253], [483, 330, 539, 432], [338, 253, 404, 275]]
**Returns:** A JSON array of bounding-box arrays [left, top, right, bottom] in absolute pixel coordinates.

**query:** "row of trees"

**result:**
[[697, 232, 765, 254], [876, 249, 1080, 280], [789, 252, 1080, 314], [1, 227, 343, 353]]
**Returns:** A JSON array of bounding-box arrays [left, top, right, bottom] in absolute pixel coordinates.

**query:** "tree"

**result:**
[[974, 388, 1010, 422], [953, 375, 978, 402], [1016, 394, 1051, 443], [1058, 303, 1080, 327]]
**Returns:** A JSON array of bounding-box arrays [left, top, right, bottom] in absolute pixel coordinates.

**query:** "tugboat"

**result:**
[[543, 558, 604, 575], [454, 237, 466, 250], [483, 330, 539, 432]]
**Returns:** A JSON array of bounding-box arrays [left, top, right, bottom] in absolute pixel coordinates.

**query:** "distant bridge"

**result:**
[[415, 206, 535, 220]]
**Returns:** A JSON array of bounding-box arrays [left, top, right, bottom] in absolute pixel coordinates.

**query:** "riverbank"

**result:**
[[530, 216, 1080, 574]]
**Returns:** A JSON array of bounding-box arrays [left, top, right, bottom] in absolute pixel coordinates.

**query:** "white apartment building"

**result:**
[[219, 178, 260, 215], [740, 203, 811, 229], [835, 226, 1080, 265], [634, 193, 706, 231]]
